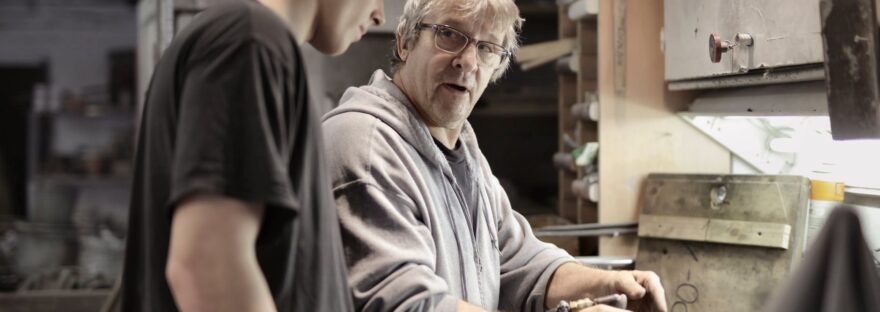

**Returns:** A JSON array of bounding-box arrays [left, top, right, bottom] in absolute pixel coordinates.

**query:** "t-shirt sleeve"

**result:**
[[167, 38, 299, 216]]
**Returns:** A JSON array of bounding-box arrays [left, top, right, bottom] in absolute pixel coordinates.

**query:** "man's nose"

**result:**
[[453, 43, 478, 73]]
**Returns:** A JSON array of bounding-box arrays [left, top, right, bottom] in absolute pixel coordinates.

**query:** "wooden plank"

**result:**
[[517, 38, 575, 64], [596, 0, 731, 257], [638, 214, 708, 241], [521, 52, 568, 71], [639, 214, 792, 249], [706, 218, 791, 249]]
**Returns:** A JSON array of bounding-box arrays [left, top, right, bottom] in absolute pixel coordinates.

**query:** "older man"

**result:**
[[323, 0, 666, 311]]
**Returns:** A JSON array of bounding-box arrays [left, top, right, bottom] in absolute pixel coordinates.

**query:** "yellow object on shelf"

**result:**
[[810, 180, 845, 201], [806, 179, 845, 248]]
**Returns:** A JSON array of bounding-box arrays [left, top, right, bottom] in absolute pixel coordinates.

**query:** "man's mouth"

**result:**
[[443, 83, 469, 93]]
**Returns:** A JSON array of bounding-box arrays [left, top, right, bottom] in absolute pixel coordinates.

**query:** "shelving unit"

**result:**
[[555, 1, 599, 255]]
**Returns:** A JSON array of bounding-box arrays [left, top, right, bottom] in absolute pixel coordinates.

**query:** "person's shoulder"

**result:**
[[181, 1, 296, 56], [325, 102, 409, 156], [234, 1, 297, 45], [323, 107, 384, 146]]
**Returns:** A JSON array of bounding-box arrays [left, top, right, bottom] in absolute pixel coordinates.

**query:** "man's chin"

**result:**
[[432, 107, 471, 127]]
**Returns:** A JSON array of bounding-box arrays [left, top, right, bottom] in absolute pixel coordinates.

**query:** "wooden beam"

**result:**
[[820, 0, 880, 139], [639, 214, 792, 250], [517, 38, 576, 70]]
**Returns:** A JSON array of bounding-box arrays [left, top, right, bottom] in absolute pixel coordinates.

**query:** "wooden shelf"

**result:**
[[551, 0, 601, 256]]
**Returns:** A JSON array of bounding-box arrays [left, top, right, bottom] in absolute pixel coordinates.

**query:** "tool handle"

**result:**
[[549, 293, 628, 312], [593, 294, 627, 309]]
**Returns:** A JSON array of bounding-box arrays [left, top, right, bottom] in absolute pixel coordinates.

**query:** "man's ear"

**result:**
[[396, 32, 409, 62]]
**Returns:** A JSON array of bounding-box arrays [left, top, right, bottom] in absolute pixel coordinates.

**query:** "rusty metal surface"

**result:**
[[820, 0, 880, 139], [635, 174, 810, 312]]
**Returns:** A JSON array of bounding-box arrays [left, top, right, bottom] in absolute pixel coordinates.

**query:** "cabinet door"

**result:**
[[664, 0, 824, 81]]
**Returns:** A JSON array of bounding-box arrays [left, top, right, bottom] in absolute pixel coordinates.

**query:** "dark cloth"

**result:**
[[434, 138, 479, 233], [767, 205, 880, 312], [120, 2, 352, 311]]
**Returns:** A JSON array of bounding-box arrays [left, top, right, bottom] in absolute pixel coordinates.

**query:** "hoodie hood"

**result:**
[[324, 69, 482, 175]]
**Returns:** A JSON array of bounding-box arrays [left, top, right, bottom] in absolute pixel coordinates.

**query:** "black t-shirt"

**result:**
[[434, 139, 479, 233], [121, 2, 352, 311]]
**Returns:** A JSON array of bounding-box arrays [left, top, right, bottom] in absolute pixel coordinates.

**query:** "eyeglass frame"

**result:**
[[415, 23, 512, 67]]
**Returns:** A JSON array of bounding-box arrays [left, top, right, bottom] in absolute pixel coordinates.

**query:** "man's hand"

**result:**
[[606, 270, 666, 312], [545, 263, 667, 312]]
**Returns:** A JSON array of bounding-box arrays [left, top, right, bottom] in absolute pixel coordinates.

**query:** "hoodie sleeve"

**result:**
[[334, 181, 460, 312], [493, 177, 576, 312], [324, 110, 459, 312]]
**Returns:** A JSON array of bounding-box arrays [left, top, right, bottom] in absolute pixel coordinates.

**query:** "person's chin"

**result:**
[[311, 37, 352, 56], [438, 102, 470, 120], [320, 43, 350, 56]]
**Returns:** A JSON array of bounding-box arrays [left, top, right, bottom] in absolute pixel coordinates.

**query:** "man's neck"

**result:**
[[258, 0, 317, 45], [429, 126, 462, 150], [391, 73, 463, 150]]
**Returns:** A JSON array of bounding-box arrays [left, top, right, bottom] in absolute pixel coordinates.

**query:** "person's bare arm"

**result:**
[[545, 262, 667, 312], [165, 194, 276, 312], [458, 300, 488, 311]]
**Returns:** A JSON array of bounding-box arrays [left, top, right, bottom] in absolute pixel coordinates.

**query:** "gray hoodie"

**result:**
[[323, 70, 574, 312]]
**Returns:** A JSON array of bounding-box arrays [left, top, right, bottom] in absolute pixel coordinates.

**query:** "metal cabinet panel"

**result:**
[[665, 0, 824, 81], [635, 174, 811, 312]]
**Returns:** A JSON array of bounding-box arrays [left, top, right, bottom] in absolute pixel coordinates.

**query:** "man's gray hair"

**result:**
[[390, 0, 524, 82]]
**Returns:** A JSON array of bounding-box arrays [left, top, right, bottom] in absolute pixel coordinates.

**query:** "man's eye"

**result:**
[[439, 29, 456, 38]]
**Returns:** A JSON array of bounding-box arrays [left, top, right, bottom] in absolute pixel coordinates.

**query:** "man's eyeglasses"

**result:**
[[417, 23, 511, 68]]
